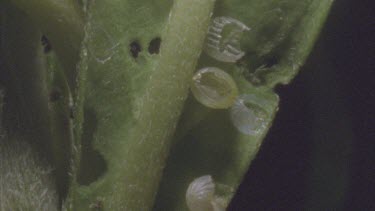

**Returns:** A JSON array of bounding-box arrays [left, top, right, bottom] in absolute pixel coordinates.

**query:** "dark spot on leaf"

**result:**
[[148, 37, 161, 54], [130, 41, 141, 58], [77, 107, 108, 185], [41, 35, 52, 53], [49, 89, 61, 102]]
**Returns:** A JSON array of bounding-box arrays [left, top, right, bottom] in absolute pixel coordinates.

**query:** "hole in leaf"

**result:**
[[77, 107, 107, 185], [41, 35, 52, 53], [148, 37, 161, 54], [130, 41, 141, 58]]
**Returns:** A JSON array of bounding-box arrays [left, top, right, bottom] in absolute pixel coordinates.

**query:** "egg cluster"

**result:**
[[190, 16, 267, 136]]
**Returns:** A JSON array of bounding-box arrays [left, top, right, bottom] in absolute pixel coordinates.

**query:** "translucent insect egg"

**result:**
[[205, 16, 250, 63], [191, 67, 238, 109], [186, 175, 215, 211], [186, 175, 225, 211], [230, 94, 268, 135]]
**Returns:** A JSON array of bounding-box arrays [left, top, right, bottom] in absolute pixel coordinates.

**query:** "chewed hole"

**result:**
[[77, 107, 107, 186], [130, 41, 142, 58], [41, 35, 52, 53], [148, 37, 161, 54]]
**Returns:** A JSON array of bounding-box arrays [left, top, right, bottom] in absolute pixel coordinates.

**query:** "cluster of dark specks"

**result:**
[[129, 37, 162, 59]]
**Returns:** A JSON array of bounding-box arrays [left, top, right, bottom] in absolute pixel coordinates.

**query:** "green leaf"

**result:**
[[5, 0, 333, 210], [1, 2, 74, 204], [63, 0, 334, 210], [154, 0, 334, 210], [0, 2, 52, 154], [67, 0, 216, 210], [9, 0, 84, 91], [0, 4, 59, 209]]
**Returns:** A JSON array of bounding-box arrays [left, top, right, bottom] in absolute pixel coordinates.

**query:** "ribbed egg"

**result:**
[[191, 67, 238, 109]]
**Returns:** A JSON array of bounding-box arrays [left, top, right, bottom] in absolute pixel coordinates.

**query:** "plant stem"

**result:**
[[68, 0, 216, 210]]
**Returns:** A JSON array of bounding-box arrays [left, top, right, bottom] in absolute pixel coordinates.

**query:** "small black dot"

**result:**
[[130, 41, 141, 58], [41, 35, 52, 53], [49, 90, 61, 102], [148, 37, 161, 54]]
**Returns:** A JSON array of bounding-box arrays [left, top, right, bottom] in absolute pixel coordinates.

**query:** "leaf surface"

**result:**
[[25, 0, 334, 210], [154, 0, 334, 210]]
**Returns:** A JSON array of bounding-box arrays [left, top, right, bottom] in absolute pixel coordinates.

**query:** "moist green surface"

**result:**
[[67, 0, 216, 210], [1, 0, 334, 210]]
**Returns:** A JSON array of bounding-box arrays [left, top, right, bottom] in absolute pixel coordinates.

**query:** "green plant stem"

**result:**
[[68, 0, 216, 210]]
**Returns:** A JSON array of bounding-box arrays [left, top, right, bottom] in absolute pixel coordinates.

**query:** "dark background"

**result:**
[[229, 0, 375, 210]]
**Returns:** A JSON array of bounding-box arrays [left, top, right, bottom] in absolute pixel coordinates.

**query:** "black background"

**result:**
[[229, 0, 375, 210]]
